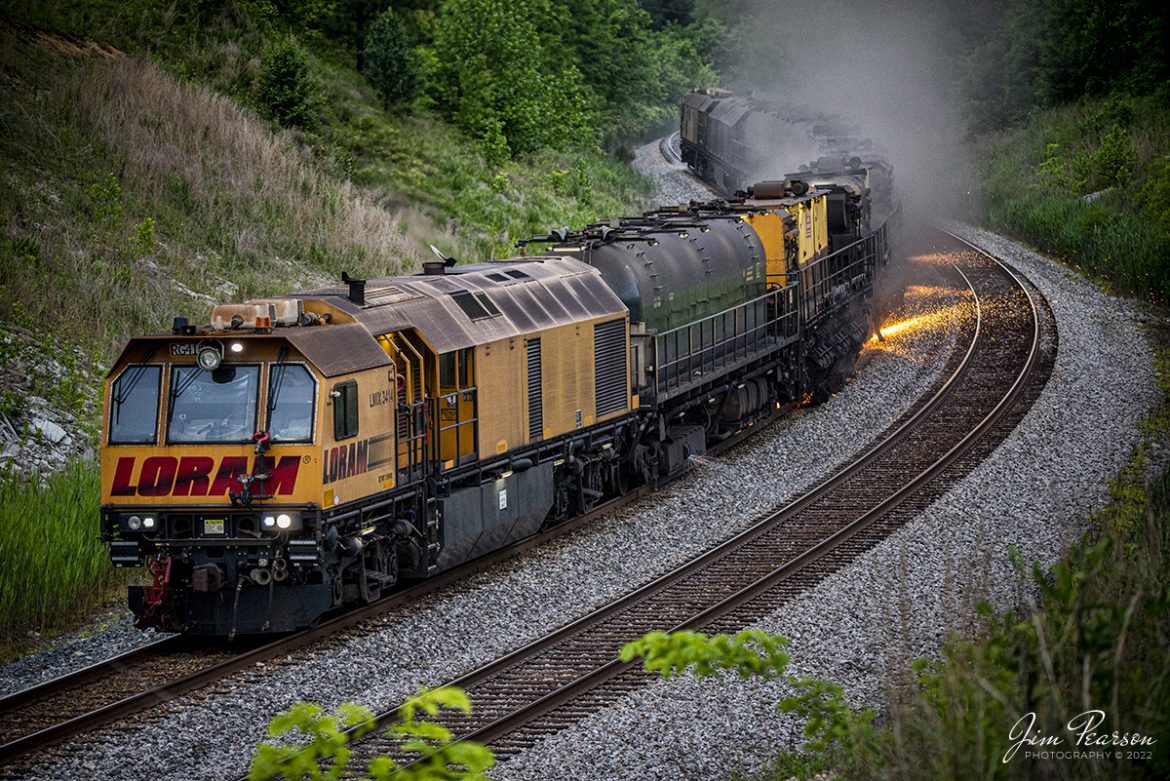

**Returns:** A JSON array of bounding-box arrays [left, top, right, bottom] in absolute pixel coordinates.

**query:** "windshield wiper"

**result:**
[[112, 348, 156, 425], [265, 346, 290, 431]]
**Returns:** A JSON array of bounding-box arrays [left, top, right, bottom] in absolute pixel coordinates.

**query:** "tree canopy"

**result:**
[[961, 0, 1168, 132]]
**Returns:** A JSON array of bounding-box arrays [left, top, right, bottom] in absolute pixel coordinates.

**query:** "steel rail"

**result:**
[[0, 636, 180, 712], [0, 483, 657, 765], [455, 240, 1042, 746]]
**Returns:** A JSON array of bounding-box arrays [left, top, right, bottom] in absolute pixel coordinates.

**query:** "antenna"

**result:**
[[430, 244, 457, 267]]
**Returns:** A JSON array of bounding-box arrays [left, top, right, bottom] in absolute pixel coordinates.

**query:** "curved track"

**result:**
[[328, 231, 1056, 773], [3, 231, 1056, 778]]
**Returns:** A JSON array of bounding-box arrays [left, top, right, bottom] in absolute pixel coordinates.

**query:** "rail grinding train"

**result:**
[[100, 129, 897, 637], [680, 87, 890, 201]]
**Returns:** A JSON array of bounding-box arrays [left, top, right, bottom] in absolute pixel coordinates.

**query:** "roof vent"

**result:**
[[341, 271, 365, 305]]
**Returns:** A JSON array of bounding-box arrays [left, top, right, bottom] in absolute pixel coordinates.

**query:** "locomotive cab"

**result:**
[[100, 301, 397, 636]]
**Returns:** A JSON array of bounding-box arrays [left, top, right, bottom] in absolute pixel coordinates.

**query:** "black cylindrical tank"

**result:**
[[567, 216, 765, 334]]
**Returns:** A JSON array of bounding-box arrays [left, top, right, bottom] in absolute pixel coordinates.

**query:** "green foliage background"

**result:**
[[361, 7, 423, 106], [426, 0, 595, 160], [0, 1, 1167, 774], [959, 0, 1170, 303], [962, 0, 1168, 134]]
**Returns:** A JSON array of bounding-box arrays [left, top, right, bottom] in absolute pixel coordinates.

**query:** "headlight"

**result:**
[[127, 515, 142, 530], [196, 342, 223, 371], [142, 516, 156, 530], [262, 512, 301, 531]]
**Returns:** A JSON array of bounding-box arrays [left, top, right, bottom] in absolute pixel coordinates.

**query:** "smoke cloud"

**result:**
[[730, 0, 977, 222]]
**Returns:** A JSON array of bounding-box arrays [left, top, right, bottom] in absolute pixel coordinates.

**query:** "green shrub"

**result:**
[[1137, 155, 1170, 227], [1038, 125, 1138, 194], [133, 216, 156, 255], [258, 37, 318, 129], [427, 0, 595, 159], [362, 8, 423, 108], [87, 173, 124, 225], [1088, 125, 1138, 190], [621, 628, 791, 680]]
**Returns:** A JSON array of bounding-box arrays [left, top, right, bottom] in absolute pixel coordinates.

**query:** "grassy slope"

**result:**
[[0, 28, 410, 355], [0, 15, 651, 652], [0, 25, 651, 364], [972, 95, 1170, 302]]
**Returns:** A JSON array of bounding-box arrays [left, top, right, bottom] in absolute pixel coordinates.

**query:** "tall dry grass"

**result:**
[[0, 27, 426, 360], [82, 53, 414, 268]]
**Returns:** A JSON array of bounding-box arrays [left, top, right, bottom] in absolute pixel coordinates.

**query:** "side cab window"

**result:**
[[333, 380, 358, 440], [109, 364, 161, 444]]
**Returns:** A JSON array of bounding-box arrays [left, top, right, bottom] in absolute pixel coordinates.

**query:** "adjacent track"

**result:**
[[336, 232, 1054, 772]]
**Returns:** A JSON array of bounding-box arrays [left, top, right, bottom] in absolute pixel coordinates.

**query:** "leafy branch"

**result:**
[[249, 687, 494, 781]]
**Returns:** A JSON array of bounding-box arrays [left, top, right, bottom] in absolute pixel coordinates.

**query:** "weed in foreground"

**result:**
[[249, 687, 493, 781], [0, 462, 129, 657]]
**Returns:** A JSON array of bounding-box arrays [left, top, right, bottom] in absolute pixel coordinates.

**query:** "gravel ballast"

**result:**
[[493, 223, 1161, 781], [3, 147, 1159, 780], [4, 257, 965, 777]]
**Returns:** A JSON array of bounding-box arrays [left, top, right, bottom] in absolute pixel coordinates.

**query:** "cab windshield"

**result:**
[[168, 365, 260, 443]]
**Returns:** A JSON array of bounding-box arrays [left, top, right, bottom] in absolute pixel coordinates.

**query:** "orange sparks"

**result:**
[[871, 315, 924, 341]]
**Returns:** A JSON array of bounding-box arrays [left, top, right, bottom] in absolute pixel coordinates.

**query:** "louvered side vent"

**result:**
[[594, 319, 628, 416], [527, 338, 543, 441]]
